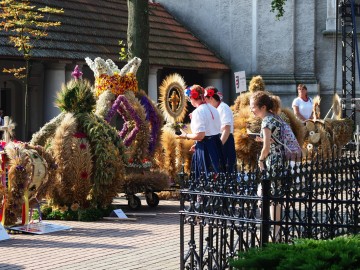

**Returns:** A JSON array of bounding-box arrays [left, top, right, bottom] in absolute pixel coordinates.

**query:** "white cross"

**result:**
[[0, 116, 16, 143]]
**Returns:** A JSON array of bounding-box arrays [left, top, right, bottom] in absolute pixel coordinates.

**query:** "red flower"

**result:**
[[73, 132, 87, 138], [190, 89, 199, 99], [79, 143, 86, 150]]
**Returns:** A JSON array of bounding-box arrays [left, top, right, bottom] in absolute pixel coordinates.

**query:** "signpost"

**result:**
[[234, 71, 247, 93]]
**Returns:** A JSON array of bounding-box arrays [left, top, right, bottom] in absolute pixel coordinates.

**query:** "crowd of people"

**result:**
[[176, 83, 312, 176]]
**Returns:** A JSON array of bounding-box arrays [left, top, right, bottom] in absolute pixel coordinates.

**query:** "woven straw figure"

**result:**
[[30, 75, 126, 211], [303, 94, 353, 159], [2, 142, 56, 226], [86, 57, 168, 199]]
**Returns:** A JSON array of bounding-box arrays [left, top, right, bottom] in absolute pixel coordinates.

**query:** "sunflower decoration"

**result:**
[[155, 74, 194, 177], [159, 73, 188, 124], [30, 70, 126, 210]]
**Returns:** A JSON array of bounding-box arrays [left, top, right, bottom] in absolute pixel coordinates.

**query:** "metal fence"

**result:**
[[179, 149, 360, 270]]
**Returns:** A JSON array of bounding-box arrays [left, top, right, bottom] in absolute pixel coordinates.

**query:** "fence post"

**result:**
[[260, 171, 270, 246], [179, 164, 186, 270]]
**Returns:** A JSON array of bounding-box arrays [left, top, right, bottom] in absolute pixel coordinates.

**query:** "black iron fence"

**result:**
[[179, 149, 360, 270]]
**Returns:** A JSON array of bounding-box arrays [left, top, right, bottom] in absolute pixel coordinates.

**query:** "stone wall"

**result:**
[[155, 0, 357, 120]]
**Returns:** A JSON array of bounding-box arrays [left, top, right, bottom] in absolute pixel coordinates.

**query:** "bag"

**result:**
[[272, 116, 302, 161]]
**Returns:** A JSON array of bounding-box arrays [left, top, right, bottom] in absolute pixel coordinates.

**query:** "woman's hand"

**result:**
[[258, 160, 265, 171], [189, 144, 196, 152], [176, 129, 191, 140]]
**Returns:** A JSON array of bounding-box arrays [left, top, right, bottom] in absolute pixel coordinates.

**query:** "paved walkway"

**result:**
[[0, 196, 181, 270]]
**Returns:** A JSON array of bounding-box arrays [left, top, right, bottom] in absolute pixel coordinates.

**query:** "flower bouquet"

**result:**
[[166, 122, 187, 135]]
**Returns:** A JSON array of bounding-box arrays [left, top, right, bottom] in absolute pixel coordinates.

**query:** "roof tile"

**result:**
[[0, 0, 229, 71]]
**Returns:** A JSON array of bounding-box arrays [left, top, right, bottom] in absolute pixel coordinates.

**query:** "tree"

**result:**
[[0, 0, 63, 139], [127, 0, 149, 93]]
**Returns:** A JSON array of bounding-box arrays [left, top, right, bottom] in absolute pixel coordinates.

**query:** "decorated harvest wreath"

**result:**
[[154, 73, 194, 179], [159, 73, 187, 124]]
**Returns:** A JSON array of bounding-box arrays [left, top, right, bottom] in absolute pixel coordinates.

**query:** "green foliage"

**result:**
[[271, 0, 287, 20], [55, 79, 96, 113], [77, 113, 126, 204], [230, 235, 360, 270], [46, 210, 63, 220], [77, 208, 103, 222], [37, 204, 116, 222], [119, 39, 128, 61], [0, 0, 63, 77]]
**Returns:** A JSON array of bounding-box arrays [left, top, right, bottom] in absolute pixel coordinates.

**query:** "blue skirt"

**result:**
[[191, 135, 225, 179], [223, 133, 237, 173]]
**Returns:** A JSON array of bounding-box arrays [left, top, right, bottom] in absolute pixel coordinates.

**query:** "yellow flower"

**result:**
[[95, 73, 138, 97]]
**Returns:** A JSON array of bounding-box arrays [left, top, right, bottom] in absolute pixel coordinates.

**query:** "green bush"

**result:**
[[77, 208, 103, 222], [230, 235, 360, 270], [32, 204, 117, 222]]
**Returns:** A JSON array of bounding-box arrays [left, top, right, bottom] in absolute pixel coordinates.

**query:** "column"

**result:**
[[148, 67, 159, 103], [44, 63, 66, 122], [326, 0, 337, 31]]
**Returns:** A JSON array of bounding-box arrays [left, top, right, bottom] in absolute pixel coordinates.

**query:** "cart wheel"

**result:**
[[146, 192, 159, 207], [128, 195, 141, 210]]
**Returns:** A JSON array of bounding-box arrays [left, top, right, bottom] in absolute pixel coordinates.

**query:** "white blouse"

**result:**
[[217, 102, 234, 134], [190, 103, 221, 136]]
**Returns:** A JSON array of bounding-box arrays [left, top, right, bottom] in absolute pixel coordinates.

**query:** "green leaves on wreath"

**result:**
[[55, 79, 96, 113]]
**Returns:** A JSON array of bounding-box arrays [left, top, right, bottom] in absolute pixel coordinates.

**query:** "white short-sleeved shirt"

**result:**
[[217, 102, 234, 134], [191, 103, 221, 136], [292, 97, 313, 120]]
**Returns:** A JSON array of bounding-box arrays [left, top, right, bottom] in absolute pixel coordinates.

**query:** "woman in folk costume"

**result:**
[[177, 84, 225, 179], [204, 86, 237, 173]]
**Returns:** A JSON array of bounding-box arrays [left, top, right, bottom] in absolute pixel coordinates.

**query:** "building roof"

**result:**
[[0, 0, 229, 71]]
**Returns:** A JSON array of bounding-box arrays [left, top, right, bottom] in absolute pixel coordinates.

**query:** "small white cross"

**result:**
[[0, 116, 16, 143]]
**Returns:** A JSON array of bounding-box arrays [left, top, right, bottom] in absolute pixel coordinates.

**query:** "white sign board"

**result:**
[[234, 71, 247, 93], [0, 223, 10, 241], [112, 209, 128, 219], [11, 222, 71, 235]]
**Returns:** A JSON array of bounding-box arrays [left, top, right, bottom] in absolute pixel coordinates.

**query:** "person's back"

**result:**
[[204, 86, 237, 173]]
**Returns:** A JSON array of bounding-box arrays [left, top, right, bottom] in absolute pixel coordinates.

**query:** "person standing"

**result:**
[[204, 86, 237, 173], [250, 91, 284, 240], [292, 84, 313, 122], [177, 84, 225, 179]]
